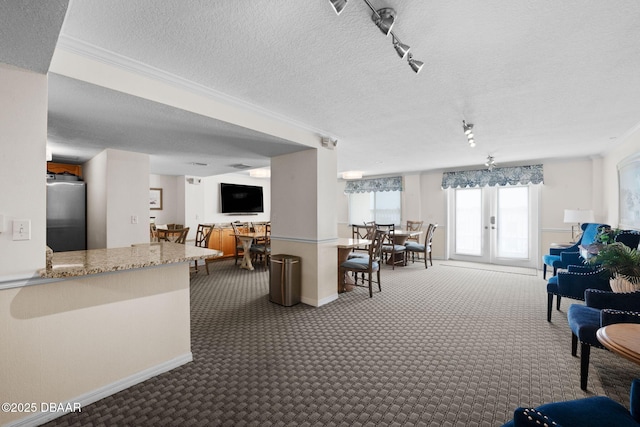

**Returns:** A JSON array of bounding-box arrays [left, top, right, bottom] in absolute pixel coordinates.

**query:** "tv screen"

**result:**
[[220, 183, 264, 213]]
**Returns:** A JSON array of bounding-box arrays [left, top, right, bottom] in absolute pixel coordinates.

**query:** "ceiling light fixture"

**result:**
[[485, 155, 496, 171], [330, 0, 424, 74], [463, 120, 476, 147], [329, 0, 348, 15], [249, 168, 271, 178], [342, 171, 363, 180]]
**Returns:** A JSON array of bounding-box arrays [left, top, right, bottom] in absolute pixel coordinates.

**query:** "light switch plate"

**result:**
[[13, 219, 31, 240]]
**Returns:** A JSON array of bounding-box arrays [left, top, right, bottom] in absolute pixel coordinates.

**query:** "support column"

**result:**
[[271, 147, 338, 307]]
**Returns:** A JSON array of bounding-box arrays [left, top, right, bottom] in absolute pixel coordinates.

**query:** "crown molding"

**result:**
[[55, 34, 333, 140]]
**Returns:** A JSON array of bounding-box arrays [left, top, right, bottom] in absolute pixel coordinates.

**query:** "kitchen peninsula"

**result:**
[[1, 242, 221, 427]]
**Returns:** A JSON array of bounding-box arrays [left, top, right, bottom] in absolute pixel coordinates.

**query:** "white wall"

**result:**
[[198, 172, 271, 225], [0, 64, 48, 279], [149, 174, 182, 226], [602, 126, 640, 227], [84, 149, 150, 248]]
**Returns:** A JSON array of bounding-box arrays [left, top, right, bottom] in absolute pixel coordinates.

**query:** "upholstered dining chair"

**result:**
[[546, 264, 611, 322], [339, 229, 385, 298], [501, 378, 640, 426], [377, 223, 406, 269], [567, 289, 640, 390], [405, 223, 437, 268], [250, 223, 271, 270], [542, 222, 608, 279], [405, 220, 423, 244], [230, 222, 248, 265]]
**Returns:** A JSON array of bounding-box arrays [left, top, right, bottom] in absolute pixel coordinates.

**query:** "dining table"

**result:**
[[387, 229, 422, 265], [597, 323, 640, 365], [337, 238, 372, 293], [237, 232, 262, 270]]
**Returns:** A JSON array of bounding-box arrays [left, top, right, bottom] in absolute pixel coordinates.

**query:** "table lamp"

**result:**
[[564, 209, 595, 242]]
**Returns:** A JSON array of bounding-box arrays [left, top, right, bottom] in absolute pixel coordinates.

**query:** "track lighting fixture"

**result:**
[[330, 0, 348, 15], [485, 155, 496, 171], [329, 0, 424, 74], [463, 120, 476, 147]]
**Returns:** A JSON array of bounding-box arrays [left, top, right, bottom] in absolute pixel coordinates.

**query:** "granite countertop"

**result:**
[[39, 242, 223, 279]]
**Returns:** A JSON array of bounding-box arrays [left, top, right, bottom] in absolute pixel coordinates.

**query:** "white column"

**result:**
[[271, 147, 338, 307]]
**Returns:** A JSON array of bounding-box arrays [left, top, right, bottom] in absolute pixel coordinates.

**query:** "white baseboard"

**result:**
[[5, 353, 193, 427], [302, 293, 338, 307]]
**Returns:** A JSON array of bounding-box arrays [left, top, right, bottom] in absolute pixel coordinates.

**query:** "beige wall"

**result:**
[[0, 64, 48, 280], [84, 149, 150, 248], [336, 156, 630, 268], [0, 263, 191, 426], [603, 126, 640, 227]]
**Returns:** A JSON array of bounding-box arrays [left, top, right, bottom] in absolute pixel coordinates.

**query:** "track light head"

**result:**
[[463, 120, 474, 134], [329, 0, 348, 15], [407, 53, 424, 73], [392, 35, 410, 59], [372, 7, 396, 36]]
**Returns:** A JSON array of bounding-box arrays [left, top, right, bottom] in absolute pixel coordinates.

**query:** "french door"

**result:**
[[448, 185, 539, 268]]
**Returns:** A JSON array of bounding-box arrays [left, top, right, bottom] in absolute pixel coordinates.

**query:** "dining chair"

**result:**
[[351, 223, 375, 256], [405, 223, 437, 268], [405, 220, 423, 244], [339, 229, 385, 297], [567, 289, 640, 390], [193, 224, 216, 274], [377, 223, 406, 269], [162, 227, 189, 244], [250, 223, 271, 270], [230, 222, 247, 265]]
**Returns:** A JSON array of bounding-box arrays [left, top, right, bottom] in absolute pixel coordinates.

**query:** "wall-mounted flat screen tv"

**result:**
[[220, 183, 264, 214]]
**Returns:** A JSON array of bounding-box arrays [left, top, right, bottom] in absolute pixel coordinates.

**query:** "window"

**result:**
[[349, 191, 401, 225]]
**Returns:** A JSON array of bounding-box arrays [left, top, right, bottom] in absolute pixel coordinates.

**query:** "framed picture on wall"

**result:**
[[618, 152, 640, 230], [150, 188, 163, 210]]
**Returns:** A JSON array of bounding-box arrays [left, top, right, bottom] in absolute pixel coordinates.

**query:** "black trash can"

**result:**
[[269, 254, 301, 306]]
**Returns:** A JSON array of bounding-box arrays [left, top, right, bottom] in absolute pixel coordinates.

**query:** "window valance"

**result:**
[[441, 164, 543, 189], [344, 176, 403, 193]]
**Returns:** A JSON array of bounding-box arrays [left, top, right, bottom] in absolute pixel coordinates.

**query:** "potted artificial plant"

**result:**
[[588, 241, 640, 292]]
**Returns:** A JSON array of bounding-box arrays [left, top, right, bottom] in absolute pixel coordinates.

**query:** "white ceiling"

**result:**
[[7, 0, 640, 177]]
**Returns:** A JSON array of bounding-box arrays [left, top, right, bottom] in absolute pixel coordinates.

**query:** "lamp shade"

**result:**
[[329, 0, 348, 15], [563, 209, 595, 224], [373, 7, 395, 36], [408, 55, 424, 73], [393, 39, 410, 59]]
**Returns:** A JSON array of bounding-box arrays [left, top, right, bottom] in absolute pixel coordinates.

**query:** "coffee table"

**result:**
[[597, 323, 640, 365]]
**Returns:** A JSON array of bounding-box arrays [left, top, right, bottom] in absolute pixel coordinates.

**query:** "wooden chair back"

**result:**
[[162, 227, 190, 244]]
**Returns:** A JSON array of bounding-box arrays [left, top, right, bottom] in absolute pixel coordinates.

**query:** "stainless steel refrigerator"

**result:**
[[46, 174, 86, 252]]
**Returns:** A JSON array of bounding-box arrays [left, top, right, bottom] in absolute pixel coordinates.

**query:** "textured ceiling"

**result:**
[[0, 0, 68, 73], [10, 0, 640, 177]]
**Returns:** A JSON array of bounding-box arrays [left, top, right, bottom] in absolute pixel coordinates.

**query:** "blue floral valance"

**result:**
[[441, 164, 544, 189], [344, 176, 403, 193]]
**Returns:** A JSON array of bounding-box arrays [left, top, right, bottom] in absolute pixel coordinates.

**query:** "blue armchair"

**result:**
[[542, 223, 608, 279], [546, 265, 611, 322], [501, 378, 640, 426], [567, 289, 640, 390]]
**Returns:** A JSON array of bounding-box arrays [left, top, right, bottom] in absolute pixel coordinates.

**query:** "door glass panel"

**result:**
[[455, 188, 482, 256], [497, 186, 529, 259]]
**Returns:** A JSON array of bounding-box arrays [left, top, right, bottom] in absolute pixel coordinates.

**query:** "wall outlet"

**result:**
[[13, 219, 31, 241]]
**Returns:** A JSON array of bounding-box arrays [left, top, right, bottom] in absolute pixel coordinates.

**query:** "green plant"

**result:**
[[594, 226, 621, 244], [588, 242, 640, 278]]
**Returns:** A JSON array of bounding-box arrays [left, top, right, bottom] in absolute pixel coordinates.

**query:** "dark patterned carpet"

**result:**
[[44, 259, 640, 426]]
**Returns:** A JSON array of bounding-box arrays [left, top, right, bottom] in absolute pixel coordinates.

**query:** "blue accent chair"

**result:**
[[567, 289, 640, 390], [501, 378, 640, 426], [542, 223, 608, 279], [546, 265, 611, 322]]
